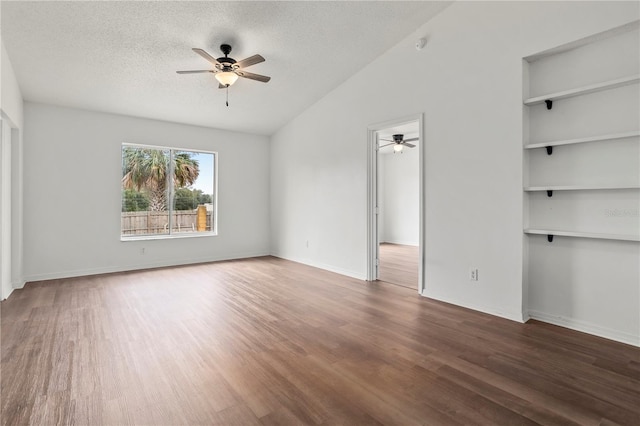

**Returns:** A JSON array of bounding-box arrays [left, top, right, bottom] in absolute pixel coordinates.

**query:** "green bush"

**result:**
[[122, 189, 150, 212]]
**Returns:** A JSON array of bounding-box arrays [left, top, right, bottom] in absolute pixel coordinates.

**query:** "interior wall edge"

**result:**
[[271, 253, 367, 281], [421, 289, 527, 324], [528, 309, 640, 347]]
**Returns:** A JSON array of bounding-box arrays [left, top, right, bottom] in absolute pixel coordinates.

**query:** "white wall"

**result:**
[[380, 149, 419, 246], [23, 103, 270, 281], [1, 42, 24, 128], [270, 1, 639, 322], [1, 40, 25, 299]]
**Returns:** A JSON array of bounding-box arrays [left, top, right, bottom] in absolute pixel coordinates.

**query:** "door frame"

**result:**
[[0, 117, 11, 301], [366, 113, 425, 293]]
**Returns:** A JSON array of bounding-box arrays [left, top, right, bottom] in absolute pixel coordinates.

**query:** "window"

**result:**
[[121, 144, 216, 238]]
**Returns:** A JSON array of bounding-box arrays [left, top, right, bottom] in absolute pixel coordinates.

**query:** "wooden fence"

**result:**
[[121, 210, 212, 235]]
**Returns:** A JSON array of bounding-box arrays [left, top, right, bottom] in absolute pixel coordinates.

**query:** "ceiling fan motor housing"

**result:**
[[392, 134, 404, 142], [217, 44, 237, 67]]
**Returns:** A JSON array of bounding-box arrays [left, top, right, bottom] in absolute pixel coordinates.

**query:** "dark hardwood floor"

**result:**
[[1, 256, 639, 425], [379, 243, 419, 290]]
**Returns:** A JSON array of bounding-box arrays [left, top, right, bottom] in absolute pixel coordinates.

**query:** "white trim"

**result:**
[[523, 74, 639, 105], [122, 142, 218, 155], [2, 287, 15, 300], [524, 131, 640, 149], [524, 20, 640, 61], [0, 112, 24, 300], [366, 128, 378, 281], [22, 251, 269, 282], [524, 228, 639, 242], [524, 184, 640, 192], [422, 289, 527, 323], [366, 114, 425, 293], [0, 119, 11, 301], [121, 231, 217, 241], [528, 309, 639, 347]]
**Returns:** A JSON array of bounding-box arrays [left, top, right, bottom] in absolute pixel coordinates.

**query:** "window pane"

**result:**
[[172, 151, 215, 234], [121, 147, 170, 236]]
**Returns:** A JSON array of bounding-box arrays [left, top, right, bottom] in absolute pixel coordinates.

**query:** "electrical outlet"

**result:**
[[470, 268, 478, 281]]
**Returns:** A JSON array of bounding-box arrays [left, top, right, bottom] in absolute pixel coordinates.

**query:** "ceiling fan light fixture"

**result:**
[[215, 71, 239, 87], [393, 144, 404, 153]]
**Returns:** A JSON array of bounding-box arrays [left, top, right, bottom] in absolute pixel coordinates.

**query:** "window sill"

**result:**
[[121, 232, 217, 242]]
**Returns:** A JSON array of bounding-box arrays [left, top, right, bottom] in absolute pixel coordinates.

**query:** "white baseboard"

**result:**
[[271, 253, 367, 281], [381, 240, 419, 247], [1, 287, 14, 301], [1, 278, 25, 301], [421, 290, 527, 323], [12, 278, 25, 289], [527, 309, 639, 347], [22, 251, 270, 283]]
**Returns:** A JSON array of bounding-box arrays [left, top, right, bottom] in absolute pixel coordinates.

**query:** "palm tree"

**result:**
[[122, 148, 199, 211]]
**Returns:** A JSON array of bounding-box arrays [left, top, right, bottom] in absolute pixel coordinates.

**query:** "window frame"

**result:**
[[120, 143, 218, 241]]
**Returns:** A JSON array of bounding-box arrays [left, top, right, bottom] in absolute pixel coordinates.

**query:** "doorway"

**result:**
[[367, 115, 424, 293]]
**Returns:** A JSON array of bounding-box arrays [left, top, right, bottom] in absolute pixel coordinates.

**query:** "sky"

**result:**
[[190, 152, 214, 195]]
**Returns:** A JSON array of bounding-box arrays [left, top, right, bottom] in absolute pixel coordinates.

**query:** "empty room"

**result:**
[[1, 1, 639, 425]]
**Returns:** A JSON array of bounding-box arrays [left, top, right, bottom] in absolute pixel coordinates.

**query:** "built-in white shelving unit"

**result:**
[[522, 20, 640, 346], [524, 228, 640, 242], [523, 32, 639, 242], [524, 131, 640, 150], [523, 74, 639, 106], [524, 184, 640, 192]]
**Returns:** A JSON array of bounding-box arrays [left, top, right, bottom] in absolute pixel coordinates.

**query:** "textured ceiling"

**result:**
[[1, 1, 450, 135]]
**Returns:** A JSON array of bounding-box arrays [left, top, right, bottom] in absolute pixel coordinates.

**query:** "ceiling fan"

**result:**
[[177, 44, 271, 106], [379, 134, 418, 153]]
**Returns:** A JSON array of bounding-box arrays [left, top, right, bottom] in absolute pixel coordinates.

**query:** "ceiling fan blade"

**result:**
[[378, 142, 395, 148], [235, 54, 265, 69], [236, 70, 271, 83], [218, 83, 226, 89], [403, 143, 416, 148], [192, 48, 220, 66], [404, 137, 419, 142], [379, 139, 394, 142], [176, 70, 214, 74]]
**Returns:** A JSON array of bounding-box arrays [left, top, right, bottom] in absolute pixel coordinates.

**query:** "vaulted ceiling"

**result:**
[[1, 1, 450, 135]]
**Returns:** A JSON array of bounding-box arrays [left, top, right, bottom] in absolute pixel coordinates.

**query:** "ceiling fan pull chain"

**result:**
[[226, 86, 229, 107]]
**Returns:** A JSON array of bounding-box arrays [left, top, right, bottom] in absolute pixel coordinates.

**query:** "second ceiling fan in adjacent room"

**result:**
[[379, 134, 418, 153]]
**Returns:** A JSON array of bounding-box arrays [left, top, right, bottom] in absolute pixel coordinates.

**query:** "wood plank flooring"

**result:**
[[378, 243, 419, 290], [1, 256, 639, 425]]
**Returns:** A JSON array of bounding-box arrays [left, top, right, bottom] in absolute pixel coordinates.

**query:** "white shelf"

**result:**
[[524, 131, 640, 150], [524, 184, 640, 192], [523, 74, 640, 106], [524, 228, 640, 242]]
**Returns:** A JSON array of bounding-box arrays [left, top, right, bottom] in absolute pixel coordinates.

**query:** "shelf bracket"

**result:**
[[545, 99, 553, 110], [545, 146, 553, 155], [546, 190, 553, 197], [547, 234, 554, 242]]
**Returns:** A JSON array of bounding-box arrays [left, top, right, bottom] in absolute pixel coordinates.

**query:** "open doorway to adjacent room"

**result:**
[[367, 115, 424, 292]]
